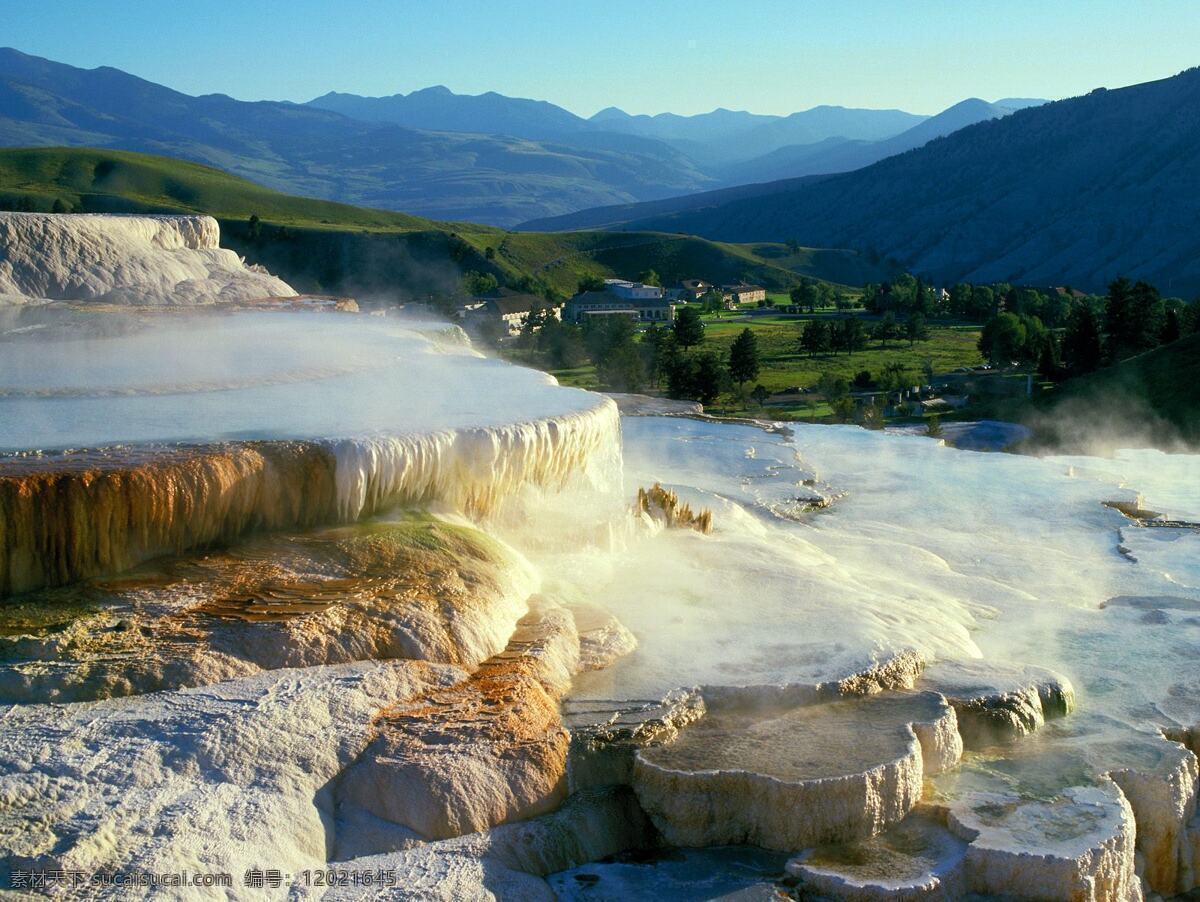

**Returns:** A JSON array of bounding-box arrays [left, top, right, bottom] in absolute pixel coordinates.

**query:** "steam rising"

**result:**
[[0, 312, 621, 593]]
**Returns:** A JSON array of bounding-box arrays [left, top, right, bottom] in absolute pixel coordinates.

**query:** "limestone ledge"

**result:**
[[632, 678, 962, 851], [0, 518, 537, 703], [921, 658, 1076, 749], [337, 596, 637, 841], [0, 395, 620, 595]]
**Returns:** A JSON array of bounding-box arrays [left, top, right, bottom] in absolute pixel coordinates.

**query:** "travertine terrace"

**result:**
[[2, 215, 1200, 900]]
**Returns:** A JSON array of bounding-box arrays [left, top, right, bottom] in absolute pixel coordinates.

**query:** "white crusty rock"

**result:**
[[633, 688, 961, 851], [337, 598, 635, 840], [313, 787, 656, 901], [1106, 733, 1199, 896], [947, 783, 1141, 901], [0, 212, 295, 305], [1184, 811, 1200, 893], [0, 660, 460, 899], [921, 658, 1075, 748]]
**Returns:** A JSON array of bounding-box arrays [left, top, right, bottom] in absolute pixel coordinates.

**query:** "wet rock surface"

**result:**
[[921, 659, 1075, 748], [0, 517, 535, 703], [634, 688, 961, 851], [337, 597, 627, 841], [564, 689, 706, 792], [546, 845, 791, 902], [788, 805, 968, 900]]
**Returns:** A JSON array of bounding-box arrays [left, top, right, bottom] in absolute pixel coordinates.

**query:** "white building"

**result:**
[[603, 279, 665, 300]]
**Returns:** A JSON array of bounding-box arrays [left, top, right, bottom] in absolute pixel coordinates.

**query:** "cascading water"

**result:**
[[0, 309, 622, 594]]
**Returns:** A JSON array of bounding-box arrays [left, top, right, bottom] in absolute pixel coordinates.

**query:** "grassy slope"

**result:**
[[0, 146, 435, 230], [0, 147, 881, 297], [495, 231, 883, 296], [1016, 332, 1200, 448]]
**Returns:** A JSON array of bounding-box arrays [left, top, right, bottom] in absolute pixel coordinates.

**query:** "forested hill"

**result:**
[[613, 68, 1200, 295]]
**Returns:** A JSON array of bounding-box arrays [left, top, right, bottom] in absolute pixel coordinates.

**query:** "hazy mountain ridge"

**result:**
[[519, 98, 1042, 230], [0, 48, 715, 225], [306, 82, 1043, 201], [586, 103, 926, 165], [606, 69, 1200, 293], [308, 85, 587, 139], [0, 46, 1056, 230], [715, 97, 1026, 184], [305, 88, 938, 172]]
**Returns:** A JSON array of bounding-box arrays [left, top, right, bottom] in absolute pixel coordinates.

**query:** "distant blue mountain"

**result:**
[[307, 85, 587, 140], [715, 98, 1023, 185], [0, 48, 713, 225], [586, 103, 926, 168], [0, 46, 1062, 232], [565, 70, 1200, 294]]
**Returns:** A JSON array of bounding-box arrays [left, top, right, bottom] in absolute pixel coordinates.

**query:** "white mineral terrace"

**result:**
[[0, 311, 611, 449], [0, 309, 621, 594], [0, 212, 294, 305], [1, 215, 1200, 900]]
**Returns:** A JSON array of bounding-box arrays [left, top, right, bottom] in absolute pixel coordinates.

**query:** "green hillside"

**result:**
[[0, 146, 433, 230], [614, 68, 1200, 296], [492, 231, 888, 296], [0, 147, 884, 299], [1018, 333, 1200, 450]]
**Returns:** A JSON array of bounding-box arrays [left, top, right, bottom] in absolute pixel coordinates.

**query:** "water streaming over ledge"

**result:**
[[0, 310, 622, 594]]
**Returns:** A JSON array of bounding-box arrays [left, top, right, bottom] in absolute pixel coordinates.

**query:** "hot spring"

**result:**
[[1, 214, 1198, 900]]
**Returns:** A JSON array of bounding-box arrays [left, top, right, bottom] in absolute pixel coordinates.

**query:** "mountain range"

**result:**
[[0, 47, 1040, 226], [552, 68, 1200, 294], [0, 48, 711, 225]]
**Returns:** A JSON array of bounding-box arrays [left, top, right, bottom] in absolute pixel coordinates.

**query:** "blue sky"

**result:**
[[3, 0, 1198, 116]]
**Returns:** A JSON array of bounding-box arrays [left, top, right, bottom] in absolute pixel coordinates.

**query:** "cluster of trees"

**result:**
[[644, 307, 736, 404], [799, 318, 865, 356], [978, 277, 1199, 380], [789, 278, 852, 312], [798, 312, 928, 358], [1, 194, 76, 213], [512, 302, 766, 408], [812, 374, 857, 423], [862, 274, 943, 318], [977, 312, 1051, 368], [863, 273, 1088, 327]]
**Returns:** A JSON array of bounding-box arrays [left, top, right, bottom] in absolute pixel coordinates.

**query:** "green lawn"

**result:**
[[517, 314, 985, 422], [701, 316, 983, 396]]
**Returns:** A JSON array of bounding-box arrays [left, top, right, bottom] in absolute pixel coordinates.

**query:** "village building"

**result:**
[[564, 280, 675, 323], [678, 279, 715, 301], [721, 282, 767, 305], [1053, 286, 1089, 299], [463, 288, 555, 337]]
